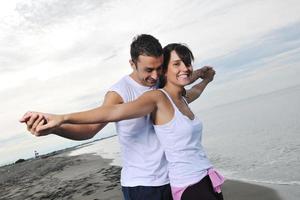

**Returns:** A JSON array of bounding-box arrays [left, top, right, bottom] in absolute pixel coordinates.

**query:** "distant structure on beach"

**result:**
[[34, 150, 39, 159]]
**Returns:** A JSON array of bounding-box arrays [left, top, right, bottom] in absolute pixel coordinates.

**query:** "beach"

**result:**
[[1, 136, 299, 200], [2, 78, 300, 200], [0, 137, 123, 200]]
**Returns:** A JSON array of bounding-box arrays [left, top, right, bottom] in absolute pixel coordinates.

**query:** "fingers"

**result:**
[[26, 113, 40, 131], [19, 111, 33, 122], [36, 123, 51, 133], [20, 111, 52, 137], [201, 66, 213, 72], [35, 119, 47, 136], [199, 66, 216, 83], [31, 114, 44, 133]]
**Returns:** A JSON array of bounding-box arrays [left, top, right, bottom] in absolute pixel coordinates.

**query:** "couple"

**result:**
[[20, 34, 225, 200]]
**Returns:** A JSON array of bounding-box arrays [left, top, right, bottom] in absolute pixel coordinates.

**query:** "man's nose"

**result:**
[[151, 71, 158, 80]]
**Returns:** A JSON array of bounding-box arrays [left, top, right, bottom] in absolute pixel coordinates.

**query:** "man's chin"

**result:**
[[146, 81, 157, 87]]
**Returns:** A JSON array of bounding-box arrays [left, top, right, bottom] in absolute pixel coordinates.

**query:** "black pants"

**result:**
[[122, 184, 173, 200], [181, 176, 224, 200]]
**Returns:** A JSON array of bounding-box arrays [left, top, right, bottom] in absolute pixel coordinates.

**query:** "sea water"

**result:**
[[197, 84, 300, 185]]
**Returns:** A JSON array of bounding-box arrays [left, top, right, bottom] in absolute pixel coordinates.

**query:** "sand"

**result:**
[[0, 147, 122, 200], [1, 136, 299, 200]]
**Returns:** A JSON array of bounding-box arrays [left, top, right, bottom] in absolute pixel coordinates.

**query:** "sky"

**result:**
[[0, 0, 300, 166]]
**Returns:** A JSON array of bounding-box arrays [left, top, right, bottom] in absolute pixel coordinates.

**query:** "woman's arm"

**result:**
[[19, 91, 123, 140], [37, 91, 159, 132], [65, 91, 157, 124]]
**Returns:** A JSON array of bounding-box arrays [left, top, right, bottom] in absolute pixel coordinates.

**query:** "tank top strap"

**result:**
[[159, 89, 178, 111], [159, 89, 190, 118], [159, 89, 196, 122], [159, 89, 189, 107]]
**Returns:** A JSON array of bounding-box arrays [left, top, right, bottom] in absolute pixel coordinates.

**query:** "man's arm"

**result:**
[[185, 67, 215, 104], [20, 91, 123, 140]]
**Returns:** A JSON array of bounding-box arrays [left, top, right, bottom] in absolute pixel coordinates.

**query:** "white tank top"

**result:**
[[154, 89, 212, 187], [109, 75, 169, 187]]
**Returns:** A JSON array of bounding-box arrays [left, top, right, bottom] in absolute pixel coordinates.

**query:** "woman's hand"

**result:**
[[35, 113, 64, 133]]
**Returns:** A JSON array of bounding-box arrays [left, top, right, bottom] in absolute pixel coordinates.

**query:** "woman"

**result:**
[[38, 43, 225, 200]]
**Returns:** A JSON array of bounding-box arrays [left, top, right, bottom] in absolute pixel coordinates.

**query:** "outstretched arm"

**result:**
[[19, 91, 122, 140], [185, 67, 215, 103], [36, 91, 159, 132], [20, 111, 105, 140]]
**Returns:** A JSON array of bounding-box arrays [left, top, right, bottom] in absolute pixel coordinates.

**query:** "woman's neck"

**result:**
[[163, 83, 184, 100]]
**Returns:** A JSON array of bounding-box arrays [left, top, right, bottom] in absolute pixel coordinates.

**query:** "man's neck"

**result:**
[[129, 72, 145, 87]]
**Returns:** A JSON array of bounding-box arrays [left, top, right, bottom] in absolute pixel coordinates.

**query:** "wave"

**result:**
[[229, 177, 300, 186]]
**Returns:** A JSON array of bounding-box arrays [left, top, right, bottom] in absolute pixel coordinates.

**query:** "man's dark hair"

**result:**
[[130, 34, 163, 64]]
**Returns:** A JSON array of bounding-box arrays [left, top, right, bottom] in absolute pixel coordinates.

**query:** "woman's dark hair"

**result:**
[[158, 43, 194, 88], [130, 34, 163, 64]]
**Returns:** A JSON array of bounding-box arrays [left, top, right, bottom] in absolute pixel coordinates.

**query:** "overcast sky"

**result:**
[[0, 0, 300, 165]]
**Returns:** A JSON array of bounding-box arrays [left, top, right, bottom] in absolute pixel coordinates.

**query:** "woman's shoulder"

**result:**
[[143, 89, 167, 98], [137, 90, 168, 103]]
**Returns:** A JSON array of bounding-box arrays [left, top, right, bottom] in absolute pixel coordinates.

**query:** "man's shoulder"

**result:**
[[109, 75, 132, 92], [111, 75, 129, 87], [108, 75, 140, 103]]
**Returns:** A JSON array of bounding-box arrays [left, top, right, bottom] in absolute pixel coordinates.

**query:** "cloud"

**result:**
[[196, 22, 300, 75], [15, 0, 108, 26]]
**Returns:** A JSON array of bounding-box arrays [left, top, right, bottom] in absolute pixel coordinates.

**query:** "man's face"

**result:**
[[132, 55, 163, 87]]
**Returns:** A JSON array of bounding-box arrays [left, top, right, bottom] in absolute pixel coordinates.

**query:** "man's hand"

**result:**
[[19, 111, 59, 136], [202, 67, 216, 83], [185, 66, 216, 103], [190, 66, 213, 84]]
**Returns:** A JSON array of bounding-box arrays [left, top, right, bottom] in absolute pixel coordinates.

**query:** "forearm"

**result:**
[[63, 95, 156, 125], [192, 79, 210, 96], [52, 123, 107, 140], [63, 106, 116, 125], [186, 79, 210, 103], [189, 69, 203, 84]]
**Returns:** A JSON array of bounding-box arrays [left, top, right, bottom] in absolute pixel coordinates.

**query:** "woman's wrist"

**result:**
[[62, 114, 69, 124]]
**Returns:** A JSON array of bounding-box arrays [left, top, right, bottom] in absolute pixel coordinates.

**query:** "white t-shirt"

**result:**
[[109, 75, 169, 187]]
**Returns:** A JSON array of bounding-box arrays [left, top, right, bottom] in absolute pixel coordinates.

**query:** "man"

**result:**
[[20, 34, 214, 200]]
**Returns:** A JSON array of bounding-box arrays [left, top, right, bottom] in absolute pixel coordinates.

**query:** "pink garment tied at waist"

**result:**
[[171, 169, 225, 200], [171, 185, 188, 200], [208, 168, 225, 193]]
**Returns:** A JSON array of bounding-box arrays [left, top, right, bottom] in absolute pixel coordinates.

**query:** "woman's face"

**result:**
[[165, 50, 193, 87]]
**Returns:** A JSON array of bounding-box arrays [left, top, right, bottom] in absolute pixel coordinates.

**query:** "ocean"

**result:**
[[198, 84, 300, 185]]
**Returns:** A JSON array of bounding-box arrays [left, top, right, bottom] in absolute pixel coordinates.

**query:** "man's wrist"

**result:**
[[195, 69, 204, 79], [52, 125, 63, 136], [202, 79, 211, 84]]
